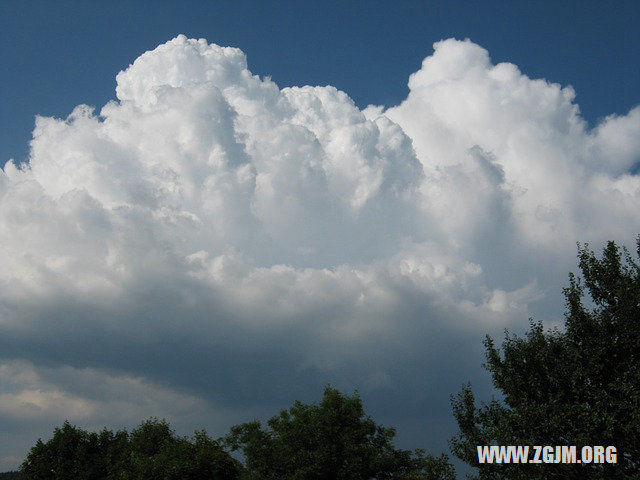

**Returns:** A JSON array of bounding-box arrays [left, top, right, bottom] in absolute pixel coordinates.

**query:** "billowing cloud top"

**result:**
[[1, 35, 638, 469]]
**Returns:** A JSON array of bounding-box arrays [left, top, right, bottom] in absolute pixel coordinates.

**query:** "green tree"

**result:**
[[97, 428, 130, 480], [128, 418, 240, 480], [0, 472, 25, 480], [451, 239, 640, 479], [20, 419, 240, 480], [191, 430, 243, 480], [20, 422, 107, 480], [225, 385, 455, 480]]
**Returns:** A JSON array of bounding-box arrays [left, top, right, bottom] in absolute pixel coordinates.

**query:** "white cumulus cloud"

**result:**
[[1, 34, 638, 469]]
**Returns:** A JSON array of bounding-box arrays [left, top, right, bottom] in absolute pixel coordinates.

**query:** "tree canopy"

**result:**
[[224, 386, 455, 480], [451, 239, 640, 479], [0, 473, 24, 480], [20, 419, 240, 480], [19, 388, 454, 480]]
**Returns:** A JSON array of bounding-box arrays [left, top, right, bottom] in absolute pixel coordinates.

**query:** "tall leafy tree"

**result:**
[[20, 422, 105, 480], [127, 419, 240, 480], [225, 385, 455, 480], [451, 239, 640, 479], [20, 419, 240, 480]]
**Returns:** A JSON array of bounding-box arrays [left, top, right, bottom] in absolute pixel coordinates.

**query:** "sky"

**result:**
[[1, 0, 639, 473]]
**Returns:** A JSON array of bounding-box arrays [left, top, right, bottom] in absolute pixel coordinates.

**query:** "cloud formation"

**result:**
[[1, 35, 638, 469]]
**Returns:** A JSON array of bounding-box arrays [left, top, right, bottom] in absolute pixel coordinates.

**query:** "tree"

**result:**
[[451, 239, 640, 479], [0, 473, 25, 480], [225, 385, 455, 480], [20, 422, 105, 480], [127, 418, 240, 480], [20, 419, 240, 480], [97, 427, 130, 480]]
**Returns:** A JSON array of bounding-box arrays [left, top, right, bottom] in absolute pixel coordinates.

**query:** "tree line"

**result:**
[[11, 238, 640, 479], [17, 389, 455, 480]]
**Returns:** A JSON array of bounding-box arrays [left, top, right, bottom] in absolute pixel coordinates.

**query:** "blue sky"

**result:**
[[2, 0, 639, 164], [0, 0, 639, 474]]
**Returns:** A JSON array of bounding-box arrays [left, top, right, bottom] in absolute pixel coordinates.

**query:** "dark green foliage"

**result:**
[[20, 422, 105, 480], [20, 388, 453, 479], [20, 419, 241, 480], [451, 239, 640, 479], [127, 419, 240, 480], [225, 385, 455, 480], [0, 472, 25, 479]]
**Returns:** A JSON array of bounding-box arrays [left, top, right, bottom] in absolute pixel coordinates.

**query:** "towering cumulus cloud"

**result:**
[[1, 35, 638, 469]]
